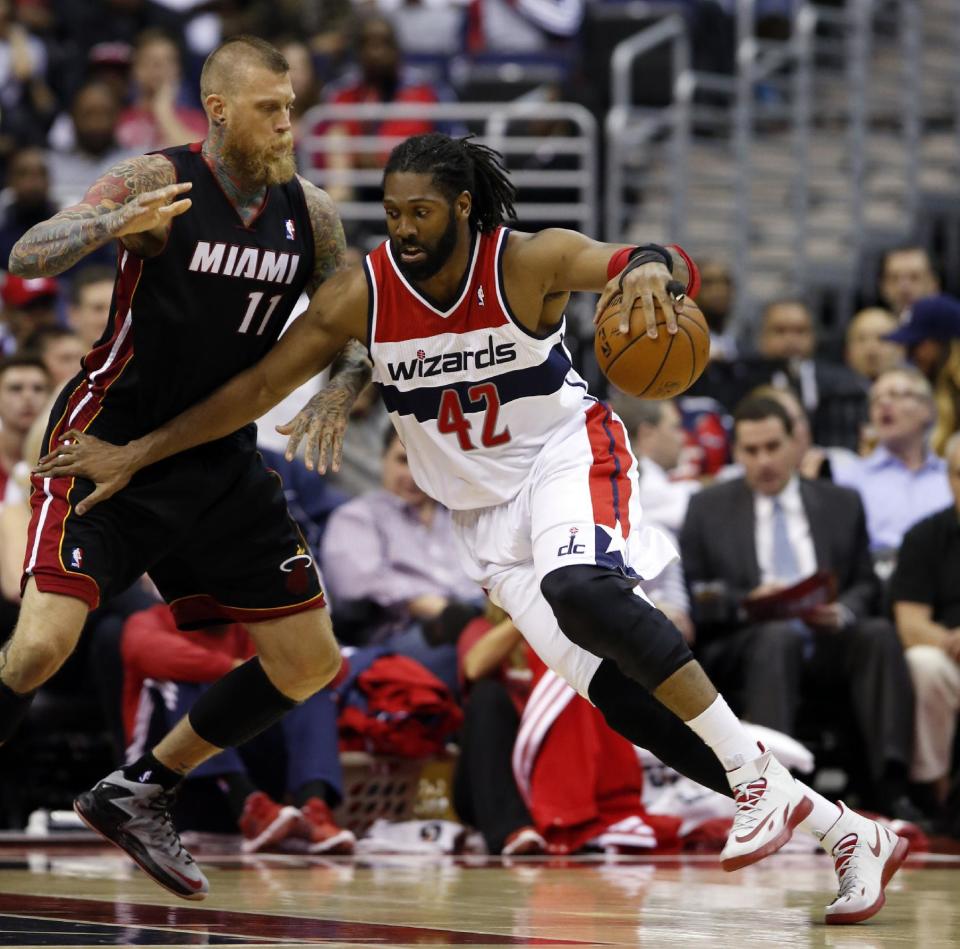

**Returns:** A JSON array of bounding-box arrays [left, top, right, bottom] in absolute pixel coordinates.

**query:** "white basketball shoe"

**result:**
[[821, 802, 910, 924], [720, 749, 812, 871]]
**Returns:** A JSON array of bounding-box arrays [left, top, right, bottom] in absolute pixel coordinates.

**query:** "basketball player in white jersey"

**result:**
[[39, 134, 906, 923]]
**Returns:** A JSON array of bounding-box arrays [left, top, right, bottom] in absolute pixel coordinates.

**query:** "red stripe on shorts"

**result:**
[[23, 252, 144, 605], [584, 401, 633, 537]]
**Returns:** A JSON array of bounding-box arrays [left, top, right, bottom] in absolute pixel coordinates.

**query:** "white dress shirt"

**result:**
[[754, 476, 817, 584], [637, 457, 701, 535]]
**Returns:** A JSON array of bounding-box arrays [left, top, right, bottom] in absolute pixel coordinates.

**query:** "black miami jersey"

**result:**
[[23, 143, 325, 626], [66, 142, 315, 442]]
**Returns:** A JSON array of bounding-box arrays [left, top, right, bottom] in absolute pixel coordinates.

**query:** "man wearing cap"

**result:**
[[885, 295, 960, 383], [884, 295, 960, 457], [0, 275, 59, 354]]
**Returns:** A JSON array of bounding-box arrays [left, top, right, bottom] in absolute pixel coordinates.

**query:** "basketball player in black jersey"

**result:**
[[2, 36, 370, 899]]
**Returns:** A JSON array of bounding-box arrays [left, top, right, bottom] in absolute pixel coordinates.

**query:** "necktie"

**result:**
[[771, 497, 800, 583]]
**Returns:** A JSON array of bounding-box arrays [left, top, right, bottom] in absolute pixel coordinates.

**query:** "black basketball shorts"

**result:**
[[23, 429, 325, 629]]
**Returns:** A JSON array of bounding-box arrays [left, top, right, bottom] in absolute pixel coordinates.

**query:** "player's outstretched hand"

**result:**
[[593, 260, 685, 338], [33, 430, 135, 514], [113, 182, 193, 237], [277, 385, 354, 474]]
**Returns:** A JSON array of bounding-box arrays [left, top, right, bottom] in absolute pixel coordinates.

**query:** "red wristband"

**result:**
[[606, 247, 633, 281], [667, 244, 700, 298]]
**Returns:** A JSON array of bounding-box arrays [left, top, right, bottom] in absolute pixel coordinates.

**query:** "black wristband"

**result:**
[[618, 244, 673, 294]]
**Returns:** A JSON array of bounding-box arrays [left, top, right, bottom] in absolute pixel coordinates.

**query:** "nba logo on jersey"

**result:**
[[285, 219, 296, 241], [477, 286, 485, 307], [71, 547, 83, 569]]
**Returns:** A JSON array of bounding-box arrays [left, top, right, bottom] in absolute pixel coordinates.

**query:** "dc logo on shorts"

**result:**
[[557, 527, 586, 557], [71, 547, 83, 569]]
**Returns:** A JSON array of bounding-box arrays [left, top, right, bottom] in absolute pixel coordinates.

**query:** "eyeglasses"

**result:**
[[868, 389, 926, 405]]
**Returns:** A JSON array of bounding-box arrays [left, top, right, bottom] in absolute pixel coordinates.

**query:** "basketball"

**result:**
[[594, 296, 711, 399]]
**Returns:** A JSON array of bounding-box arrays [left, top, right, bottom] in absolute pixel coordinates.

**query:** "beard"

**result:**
[[222, 126, 297, 188], [391, 206, 459, 282]]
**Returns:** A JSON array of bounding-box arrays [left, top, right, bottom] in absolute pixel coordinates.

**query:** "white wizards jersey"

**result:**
[[365, 226, 596, 510]]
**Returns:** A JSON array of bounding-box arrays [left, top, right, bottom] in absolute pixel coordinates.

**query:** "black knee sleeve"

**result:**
[[0, 680, 35, 745], [540, 564, 693, 693], [189, 657, 298, 749]]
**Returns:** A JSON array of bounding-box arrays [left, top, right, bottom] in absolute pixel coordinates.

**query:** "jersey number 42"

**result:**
[[437, 383, 511, 451]]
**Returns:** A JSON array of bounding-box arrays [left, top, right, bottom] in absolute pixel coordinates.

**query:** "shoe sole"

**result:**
[[721, 795, 813, 872], [73, 798, 207, 902], [825, 835, 911, 925], [308, 830, 357, 855], [242, 808, 309, 854]]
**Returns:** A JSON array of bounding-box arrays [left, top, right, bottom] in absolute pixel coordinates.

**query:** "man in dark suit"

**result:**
[[680, 396, 914, 815], [757, 299, 868, 452]]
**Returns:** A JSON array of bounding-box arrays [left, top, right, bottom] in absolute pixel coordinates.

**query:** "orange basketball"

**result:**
[[594, 296, 710, 399]]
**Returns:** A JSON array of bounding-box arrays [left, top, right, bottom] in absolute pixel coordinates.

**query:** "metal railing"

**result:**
[[298, 101, 599, 239], [603, 0, 960, 332]]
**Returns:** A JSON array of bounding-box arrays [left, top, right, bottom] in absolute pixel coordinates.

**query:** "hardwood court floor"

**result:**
[[0, 846, 957, 947]]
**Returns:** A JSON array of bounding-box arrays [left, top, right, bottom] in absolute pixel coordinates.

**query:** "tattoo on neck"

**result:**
[[202, 131, 266, 227]]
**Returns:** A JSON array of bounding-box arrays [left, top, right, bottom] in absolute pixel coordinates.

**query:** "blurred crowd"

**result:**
[[0, 0, 956, 856]]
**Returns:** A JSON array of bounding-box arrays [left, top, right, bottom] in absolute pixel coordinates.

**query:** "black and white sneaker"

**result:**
[[74, 769, 209, 900]]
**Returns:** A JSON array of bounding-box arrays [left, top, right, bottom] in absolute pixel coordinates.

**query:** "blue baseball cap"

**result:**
[[884, 294, 960, 346]]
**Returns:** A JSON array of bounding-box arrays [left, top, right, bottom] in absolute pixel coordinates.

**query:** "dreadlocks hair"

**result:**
[[382, 133, 517, 233]]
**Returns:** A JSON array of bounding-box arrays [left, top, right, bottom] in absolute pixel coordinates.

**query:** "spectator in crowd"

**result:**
[[453, 601, 545, 856], [46, 80, 136, 208], [116, 29, 208, 151], [757, 299, 867, 452], [695, 259, 737, 362], [0, 354, 49, 500], [21, 325, 84, 389], [375, 0, 467, 56], [0, 147, 56, 267], [883, 295, 960, 456], [0, 274, 58, 352], [609, 394, 698, 535], [66, 266, 114, 350], [879, 244, 939, 317], [319, 14, 450, 202], [326, 381, 389, 497], [121, 603, 355, 853], [845, 307, 903, 384], [85, 41, 135, 107], [890, 432, 960, 824], [279, 38, 325, 144], [0, 0, 56, 159], [680, 396, 914, 815], [467, 0, 584, 52], [833, 367, 952, 553], [750, 384, 857, 481], [321, 427, 483, 691]]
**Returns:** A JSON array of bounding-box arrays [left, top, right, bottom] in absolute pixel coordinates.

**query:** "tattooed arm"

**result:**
[[9, 154, 192, 277], [296, 176, 372, 449]]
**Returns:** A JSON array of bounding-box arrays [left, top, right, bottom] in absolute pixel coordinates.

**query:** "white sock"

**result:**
[[796, 783, 842, 841], [685, 695, 761, 771]]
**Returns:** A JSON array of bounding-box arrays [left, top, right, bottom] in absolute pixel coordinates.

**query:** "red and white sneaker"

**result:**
[[821, 802, 909, 925], [501, 826, 547, 856], [720, 749, 812, 871], [299, 798, 356, 854], [239, 791, 308, 853]]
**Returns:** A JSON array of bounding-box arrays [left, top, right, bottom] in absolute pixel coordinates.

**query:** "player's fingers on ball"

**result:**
[[618, 289, 636, 335], [641, 290, 658, 338], [655, 288, 678, 334]]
